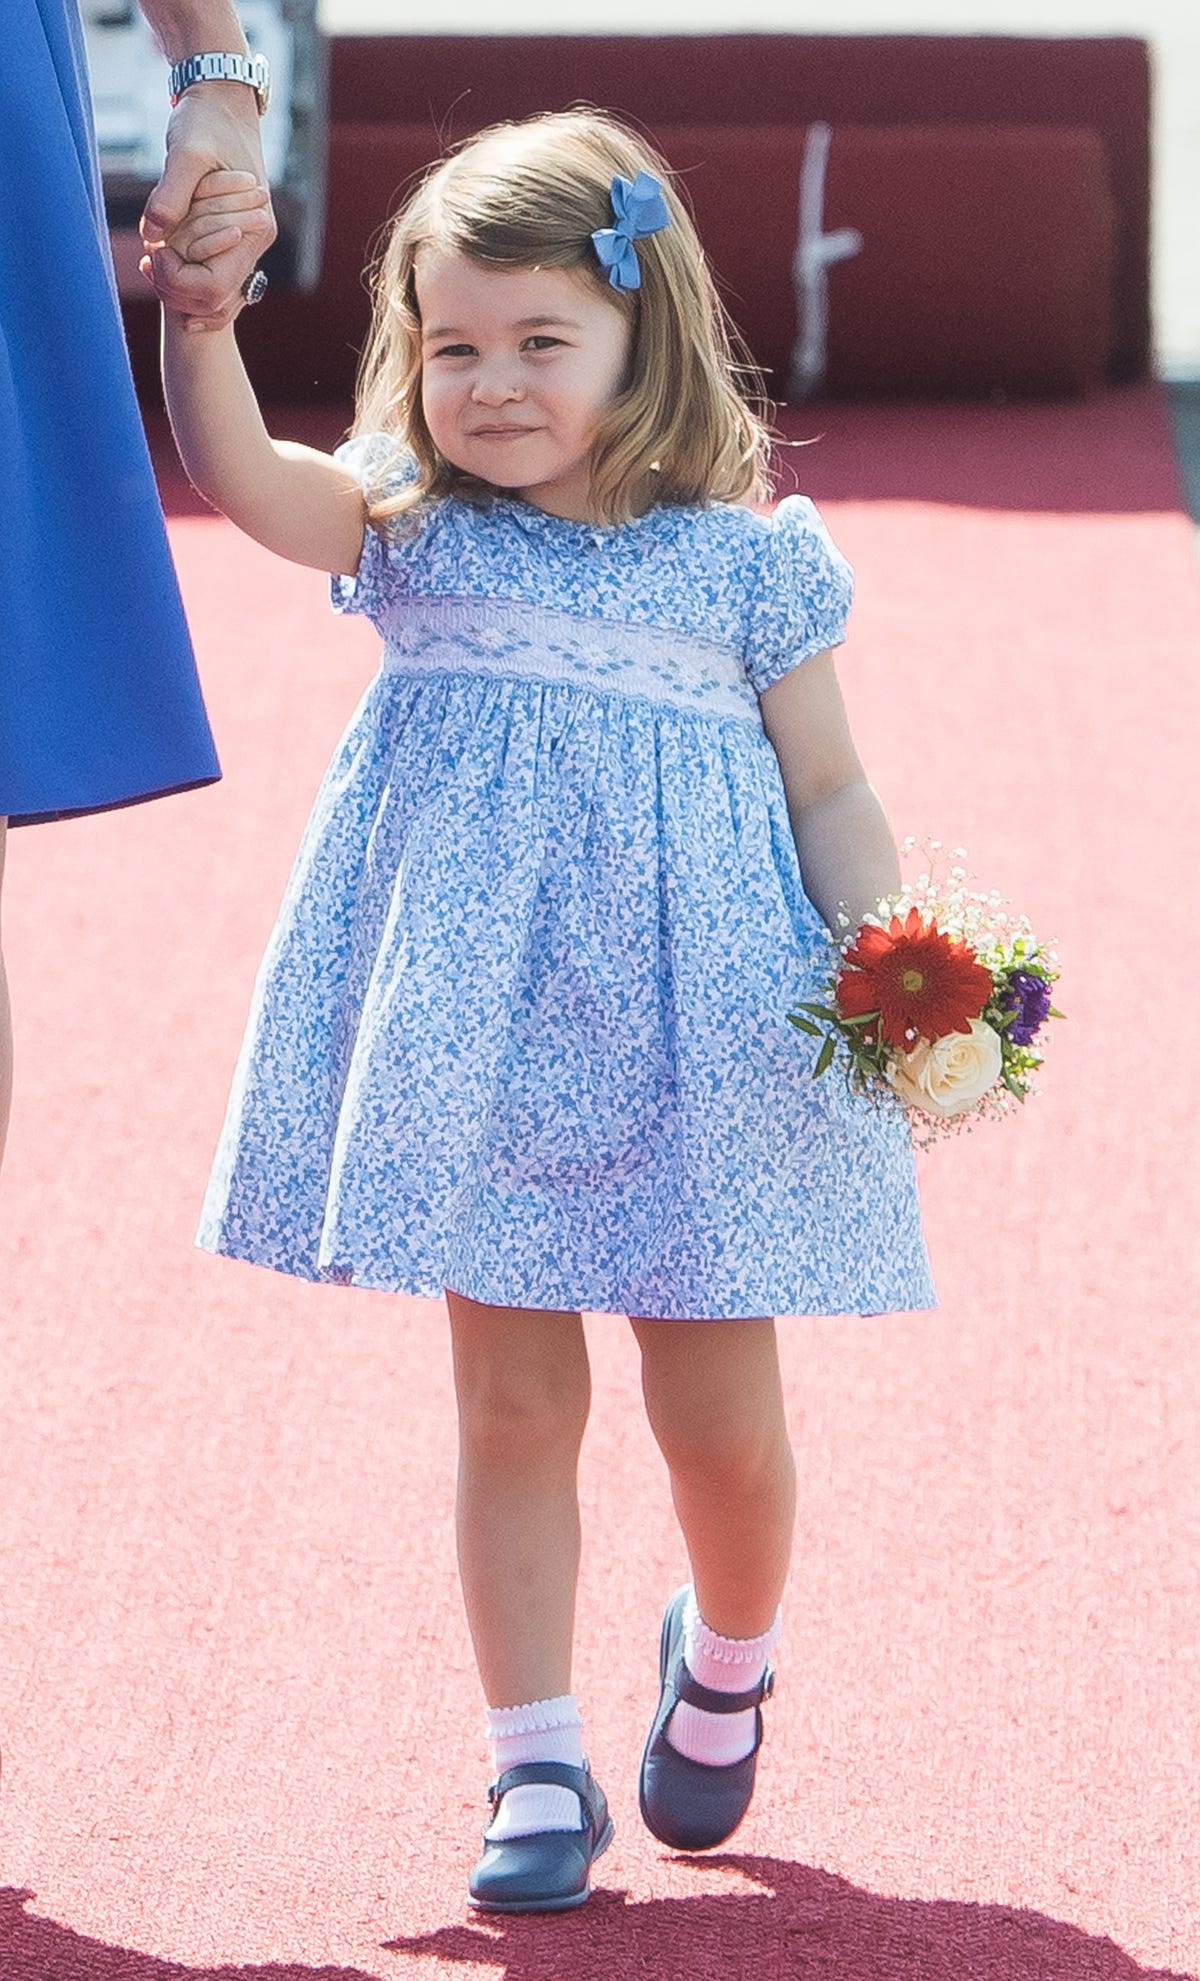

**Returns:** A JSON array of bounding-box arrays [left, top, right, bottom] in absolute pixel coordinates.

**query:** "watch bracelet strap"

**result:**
[[168, 52, 266, 107]]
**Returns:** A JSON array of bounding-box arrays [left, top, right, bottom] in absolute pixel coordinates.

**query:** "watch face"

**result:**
[[251, 53, 271, 115]]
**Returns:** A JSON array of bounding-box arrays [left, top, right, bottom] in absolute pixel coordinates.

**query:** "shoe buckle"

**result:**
[[761, 1667, 776, 1703], [486, 1779, 501, 1810]]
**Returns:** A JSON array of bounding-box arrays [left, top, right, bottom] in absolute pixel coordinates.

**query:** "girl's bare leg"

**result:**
[[446, 1290, 592, 1707], [0, 820, 11, 1171], [630, 1316, 796, 1637]]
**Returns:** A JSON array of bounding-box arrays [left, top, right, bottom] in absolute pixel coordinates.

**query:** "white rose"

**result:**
[[887, 1019, 1003, 1118]]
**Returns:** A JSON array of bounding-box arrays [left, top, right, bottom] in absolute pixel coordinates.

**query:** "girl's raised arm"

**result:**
[[162, 315, 367, 576]]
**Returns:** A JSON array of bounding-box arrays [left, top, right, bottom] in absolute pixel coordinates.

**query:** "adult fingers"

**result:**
[[180, 185, 272, 219], [168, 202, 270, 257], [190, 169, 263, 200], [141, 144, 212, 245], [156, 184, 270, 266]]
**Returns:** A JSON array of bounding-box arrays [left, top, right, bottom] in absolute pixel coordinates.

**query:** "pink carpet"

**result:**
[[1, 385, 1197, 1979]]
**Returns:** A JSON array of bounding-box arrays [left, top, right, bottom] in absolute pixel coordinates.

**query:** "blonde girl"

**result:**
[[162, 110, 933, 1914]]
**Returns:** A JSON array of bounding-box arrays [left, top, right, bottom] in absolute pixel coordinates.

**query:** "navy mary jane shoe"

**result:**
[[638, 1587, 774, 1852], [468, 1760, 614, 1913]]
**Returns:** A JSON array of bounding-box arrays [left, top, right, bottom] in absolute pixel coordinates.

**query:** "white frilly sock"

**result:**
[[666, 1589, 782, 1768], [483, 1694, 586, 1840]]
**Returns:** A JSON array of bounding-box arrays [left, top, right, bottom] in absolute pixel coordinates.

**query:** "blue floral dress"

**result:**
[[197, 441, 935, 1320]]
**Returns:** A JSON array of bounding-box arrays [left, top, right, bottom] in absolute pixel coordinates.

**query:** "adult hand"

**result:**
[[140, 82, 277, 328]]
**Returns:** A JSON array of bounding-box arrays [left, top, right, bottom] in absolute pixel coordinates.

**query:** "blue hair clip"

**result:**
[[591, 171, 671, 292]]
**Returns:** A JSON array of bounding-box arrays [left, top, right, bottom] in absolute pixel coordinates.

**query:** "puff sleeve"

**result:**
[[743, 495, 854, 696], [329, 434, 421, 626]]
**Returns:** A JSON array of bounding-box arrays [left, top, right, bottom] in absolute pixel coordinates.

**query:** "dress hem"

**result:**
[[196, 1234, 938, 1322], [3, 770, 221, 828]]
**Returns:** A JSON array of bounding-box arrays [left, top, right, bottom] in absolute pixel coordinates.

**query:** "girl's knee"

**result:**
[[635, 1317, 793, 1491], [455, 1357, 590, 1470], [448, 1294, 591, 1469], [656, 1412, 794, 1497]]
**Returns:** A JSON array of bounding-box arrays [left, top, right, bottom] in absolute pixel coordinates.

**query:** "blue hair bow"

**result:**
[[591, 171, 671, 291]]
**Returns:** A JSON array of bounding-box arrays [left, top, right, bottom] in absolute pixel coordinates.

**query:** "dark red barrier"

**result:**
[[121, 35, 1146, 403], [328, 33, 1149, 382]]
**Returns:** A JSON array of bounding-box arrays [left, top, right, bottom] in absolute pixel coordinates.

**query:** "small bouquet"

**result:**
[[788, 844, 1061, 1139]]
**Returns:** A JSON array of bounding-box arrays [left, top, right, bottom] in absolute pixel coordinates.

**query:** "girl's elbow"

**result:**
[[789, 769, 872, 817]]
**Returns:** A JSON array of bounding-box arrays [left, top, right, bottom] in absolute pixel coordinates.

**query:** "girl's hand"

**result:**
[[140, 170, 273, 323]]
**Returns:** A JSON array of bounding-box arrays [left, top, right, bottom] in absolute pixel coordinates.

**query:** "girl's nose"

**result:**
[[470, 363, 525, 407]]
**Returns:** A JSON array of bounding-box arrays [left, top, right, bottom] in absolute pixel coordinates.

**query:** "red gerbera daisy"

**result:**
[[836, 907, 992, 1050]]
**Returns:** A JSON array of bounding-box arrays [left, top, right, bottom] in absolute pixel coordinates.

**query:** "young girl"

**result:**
[[163, 110, 935, 1913]]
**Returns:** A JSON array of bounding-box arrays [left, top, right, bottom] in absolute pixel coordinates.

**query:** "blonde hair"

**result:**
[[353, 109, 772, 526]]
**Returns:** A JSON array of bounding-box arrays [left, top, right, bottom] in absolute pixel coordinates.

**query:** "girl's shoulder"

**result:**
[[669, 493, 851, 608], [659, 494, 850, 601], [330, 433, 432, 623], [333, 432, 422, 507], [688, 492, 842, 556], [731, 494, 855, 695]]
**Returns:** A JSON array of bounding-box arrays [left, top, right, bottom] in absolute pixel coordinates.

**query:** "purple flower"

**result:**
[[1003, 968, 1053, 1045]]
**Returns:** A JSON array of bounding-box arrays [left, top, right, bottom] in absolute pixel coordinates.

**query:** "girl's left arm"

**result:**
[[163, 314, 366, 573], [758, 651, 900, 936]]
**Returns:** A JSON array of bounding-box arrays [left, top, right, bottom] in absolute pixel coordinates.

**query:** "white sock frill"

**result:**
[[666, 1589, 782, 1769], [483, 1693, 586, 1840]]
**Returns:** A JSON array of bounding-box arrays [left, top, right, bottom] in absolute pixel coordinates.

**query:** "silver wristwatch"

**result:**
[[168, 52, 271, 115]]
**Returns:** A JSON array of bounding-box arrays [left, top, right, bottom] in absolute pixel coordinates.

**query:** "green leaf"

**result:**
[[813, 1035, 837, 1079], [788, 1014, 822, 1037], [795, 1001, 839, 1023], [841, 1010, 880, 1030], [1048, 1007, 1066, 1020]]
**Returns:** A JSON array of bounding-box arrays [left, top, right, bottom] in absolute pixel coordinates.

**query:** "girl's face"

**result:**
[[415, 250, 632, 522]]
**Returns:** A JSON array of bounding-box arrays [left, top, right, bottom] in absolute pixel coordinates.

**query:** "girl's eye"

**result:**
[[524, 336, 563, 352], [431, 343, 475, 359]]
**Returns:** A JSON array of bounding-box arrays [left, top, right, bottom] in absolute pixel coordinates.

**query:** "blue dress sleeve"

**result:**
[[743, 495, 854, 695], [330, 435, 421, 625]]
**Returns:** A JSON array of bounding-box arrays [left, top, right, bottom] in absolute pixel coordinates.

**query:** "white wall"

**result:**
[[317, 0, 1200, 376]]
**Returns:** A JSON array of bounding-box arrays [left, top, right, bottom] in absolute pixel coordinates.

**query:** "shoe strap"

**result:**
[[672, 1657, 775, 1715], [488, 1760, 594, 1811]]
